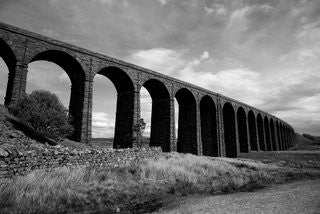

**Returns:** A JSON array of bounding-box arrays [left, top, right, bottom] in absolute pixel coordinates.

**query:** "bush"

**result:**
[[9, 90, 74, 141], [302, 133, 315, 141], [133, 118, 146, 148]]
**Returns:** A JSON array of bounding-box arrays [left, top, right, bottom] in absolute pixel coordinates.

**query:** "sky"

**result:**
[[0, 0, 319, 137]]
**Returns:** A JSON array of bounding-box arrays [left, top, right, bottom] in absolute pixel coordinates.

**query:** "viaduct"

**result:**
[[0, 22, 295, 157]]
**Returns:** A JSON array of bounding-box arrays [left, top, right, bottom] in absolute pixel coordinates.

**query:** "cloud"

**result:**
[[92, 112, 114, 128], [200, 51, 209, 60], [127, 48, 186, 76], [262, 72, 320, 111], [204, 4, 226, 16], [92, 112, 115, 137], [58, 72, 69, 83], [228, 6, 250, 28], [258, 4, 274, 12], [158, 0, 169, 6], [275, 109, 320, 136], [97, 0, 115, 5], [42, 28, 80, 44], [0, 59, 8, 104], [129, 48, 264, 105], [140, 87, 152, 136], [179, 67, 264, 106], [204, 6, 214, 15]]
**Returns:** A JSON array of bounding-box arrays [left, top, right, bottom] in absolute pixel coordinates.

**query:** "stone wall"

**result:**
[[0, 146, 162, 179]]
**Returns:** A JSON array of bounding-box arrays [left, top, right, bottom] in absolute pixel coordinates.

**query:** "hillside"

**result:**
[[290, 132, 320, 151], [0, 104, 98, 153], [0, 104, 49, 153]]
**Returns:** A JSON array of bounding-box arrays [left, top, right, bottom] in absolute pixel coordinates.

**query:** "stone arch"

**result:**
[[285, 126, 289, 148], [288, 127, 292, 147], [257, 113, 265, 151], [175, 88, 197, 154], [237, 107, 248, 153], [291, 128, 295, 146], [270, 118, 276, 151], [142, 78, 171, 152], [285, 126, 288, 147], [264, 116, 271, 151], [248, 110, 258, 151], [223, 102, 237, 158], [97, 66, 134, 94], [0, 38, 17, 105], [279, 123, 284, 150], [281, 124, 286, 150], [276, 121, 282, 150], [96, 66, 135, 148], [200, 95, 218, 156], [284, 126, 287, 149], [29, 50, 86, 142]]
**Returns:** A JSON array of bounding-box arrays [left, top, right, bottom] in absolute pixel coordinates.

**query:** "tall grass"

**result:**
[[0, 153, 319, 213], [140, 153, 279, 195]]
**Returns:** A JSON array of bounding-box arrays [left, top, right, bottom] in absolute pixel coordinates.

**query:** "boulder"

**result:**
[[0, 148, 9, 157]]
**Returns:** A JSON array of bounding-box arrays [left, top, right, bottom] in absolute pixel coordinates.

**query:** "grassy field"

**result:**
[[1, 151, 320, 213], [240, 151, 320, 169]]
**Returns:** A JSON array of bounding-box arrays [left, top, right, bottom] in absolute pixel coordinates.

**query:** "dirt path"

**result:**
[[154, 179, 320, 214]]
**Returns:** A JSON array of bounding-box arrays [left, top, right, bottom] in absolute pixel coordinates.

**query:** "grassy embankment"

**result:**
[[1, 103, 320, 213], [1, 151, 320, 213]]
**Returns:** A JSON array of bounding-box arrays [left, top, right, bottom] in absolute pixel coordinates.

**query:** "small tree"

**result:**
[[9, 90, 74, 141], [133, 118, 146, 148]]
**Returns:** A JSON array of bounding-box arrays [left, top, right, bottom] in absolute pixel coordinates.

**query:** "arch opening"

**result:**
[[284, 126, 288, 149], [200, 95, 218, 156], [264, 116, 272, 151], [0, 58, 9, 105], [96, 67, 135, 149], [237, 107, 248, 153], [270, 119, 276, 151], [175, 88, 197, 155], [276, 121, 282, 150], [91, 73, 117, 147], [223, 102, 237, 158], [28, 50, 86, 142], [0, 38, 17, 105], [280, 124, 285, 150], [142, 79, 171, 152], [27, 61, 70, 107], [257, 113, 265, 151], [282, 125, 287, 150], [139, 87, 151, 148], [285, 126, 289, 149], [248, 111, 258, 151]]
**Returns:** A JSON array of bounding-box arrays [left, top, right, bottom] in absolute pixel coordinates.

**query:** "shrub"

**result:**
[[133, 118, 146, 148], [9, 90, 73, 141], [302, 133, 315, 141]]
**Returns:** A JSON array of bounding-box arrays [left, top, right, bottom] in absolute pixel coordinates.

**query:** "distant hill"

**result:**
[[290, 132, 320, 151]]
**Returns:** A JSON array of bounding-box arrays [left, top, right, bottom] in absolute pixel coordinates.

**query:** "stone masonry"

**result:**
[[0, 22, 295, 158]]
